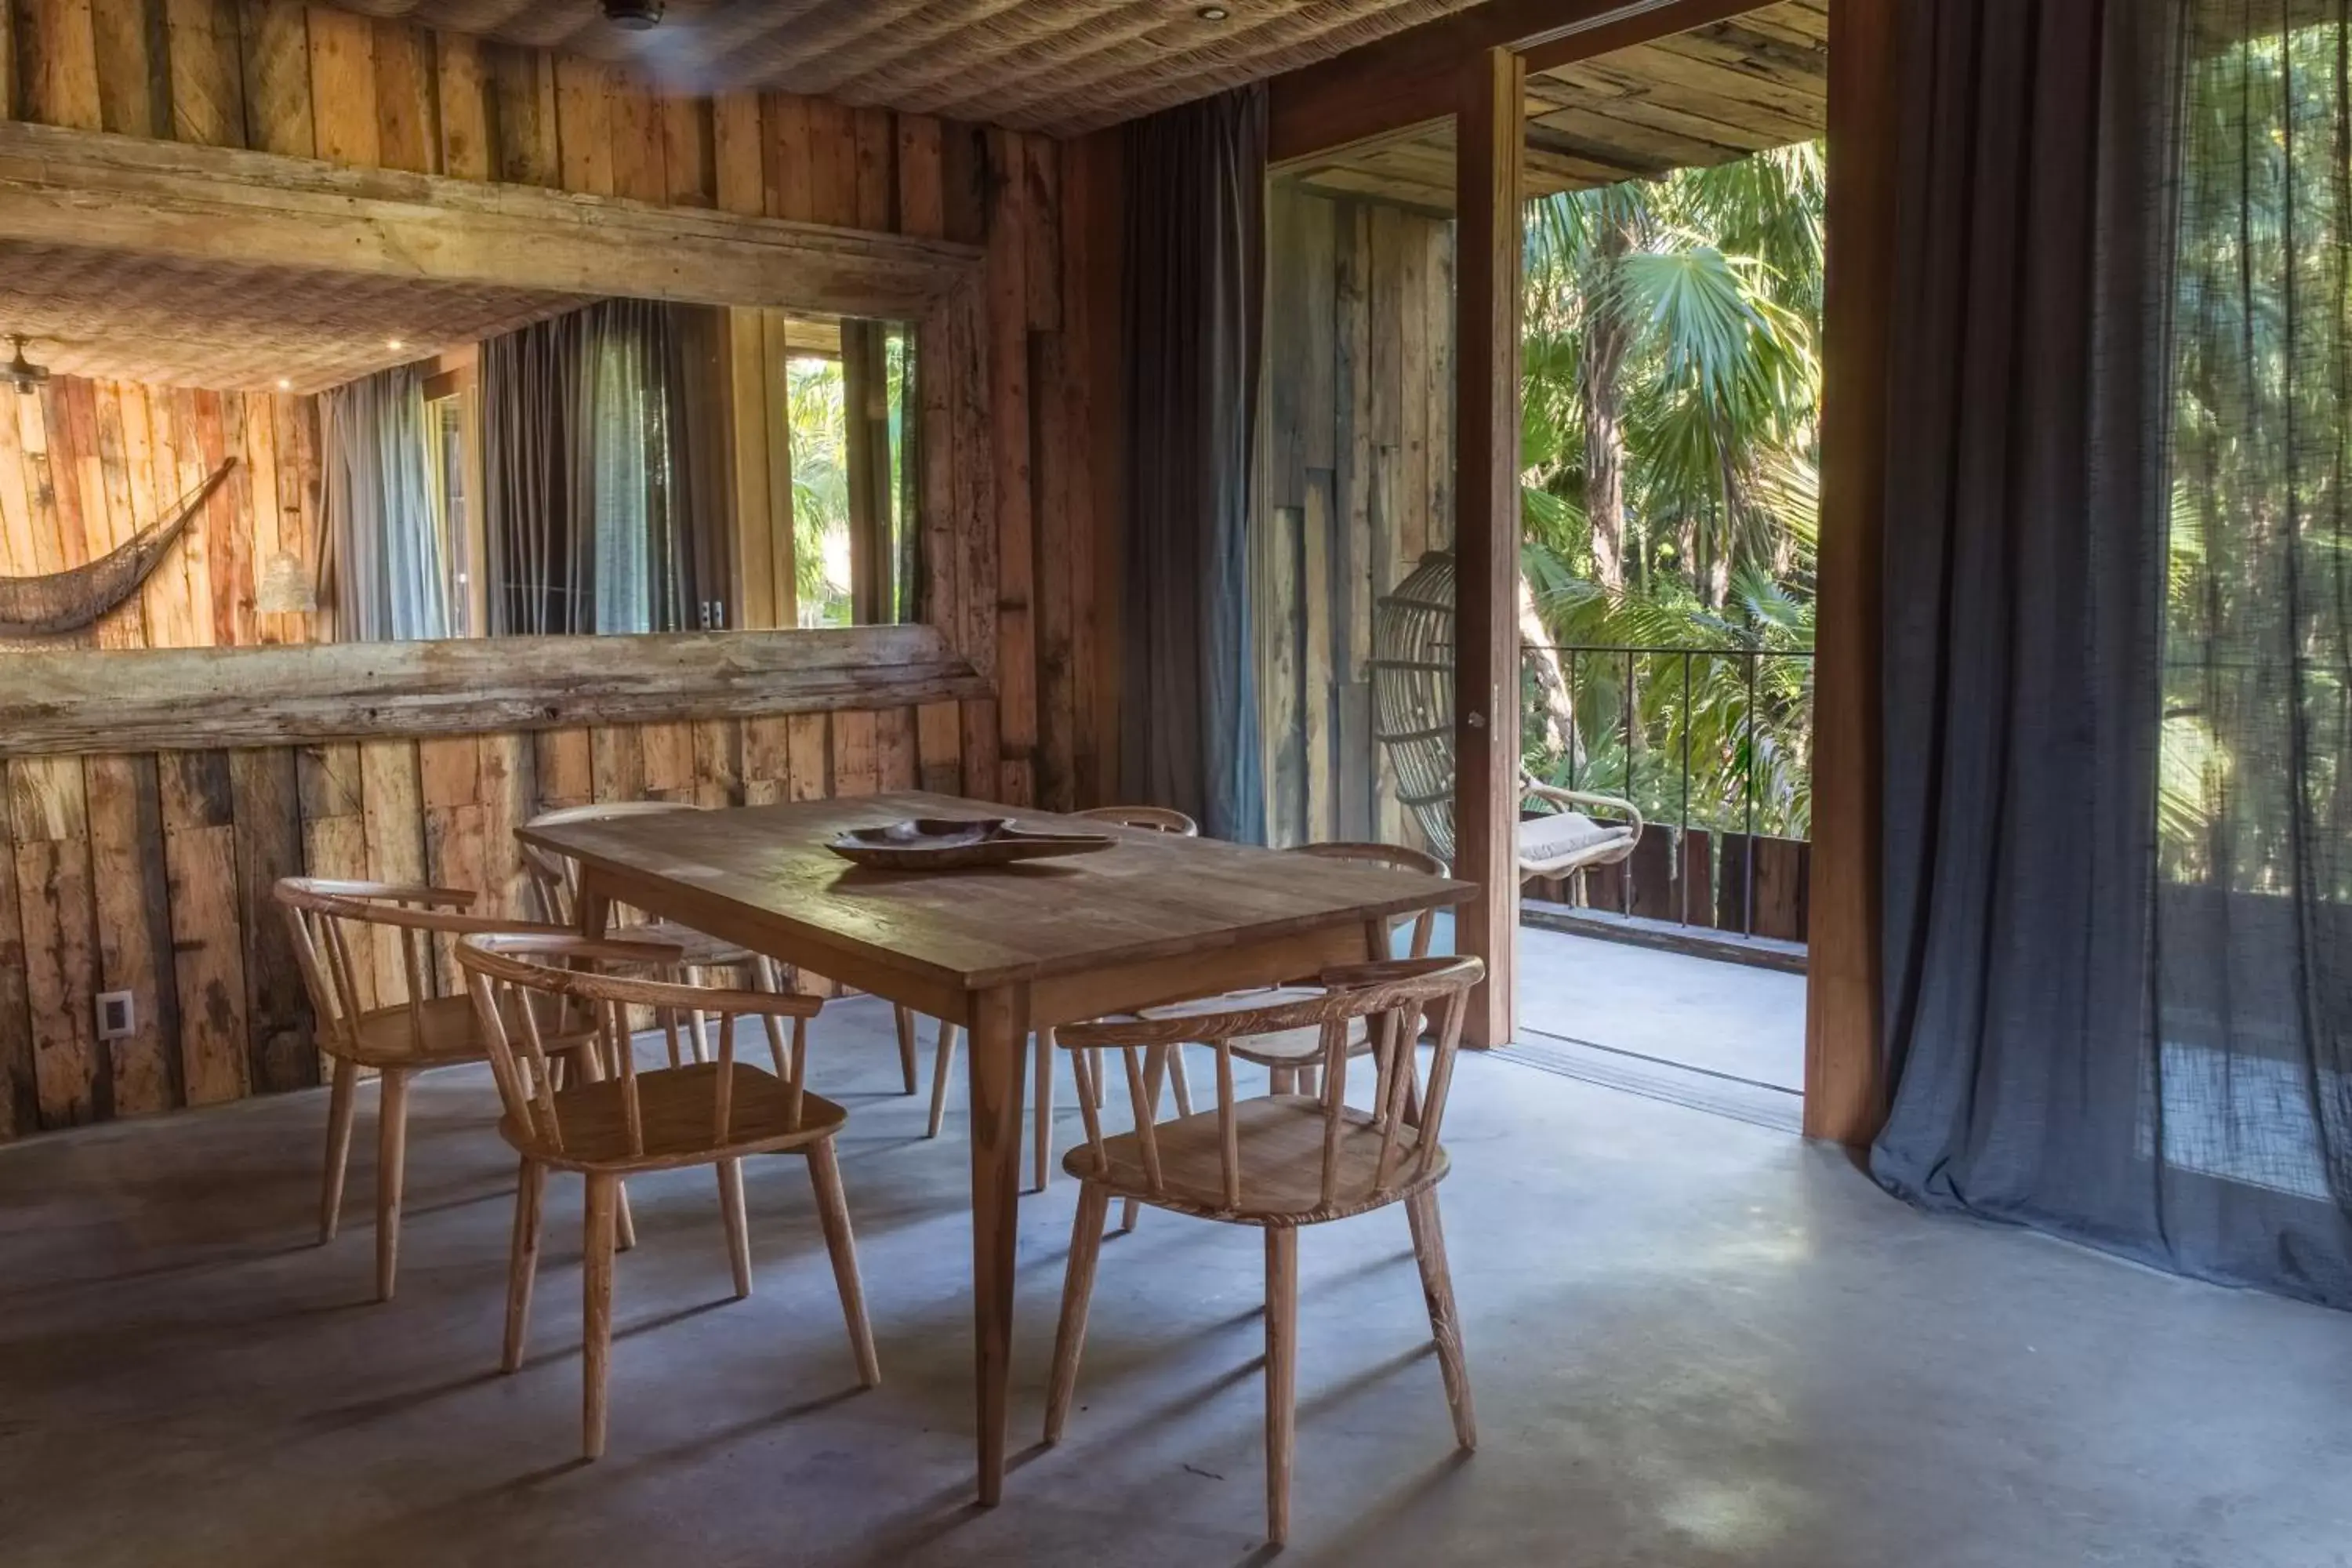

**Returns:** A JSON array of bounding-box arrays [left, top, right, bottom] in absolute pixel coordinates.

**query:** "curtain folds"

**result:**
[[482, 300, 730, 636], [321, 365, 450, 642], [1875, 0, 2352, 1307], [1120, 85, 1268, 843]]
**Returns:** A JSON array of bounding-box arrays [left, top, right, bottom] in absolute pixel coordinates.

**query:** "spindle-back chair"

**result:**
[[456, 931, 879, 1459], [922, 804, 1205, 1192], [275, 877, 591, 1301], [1044, 955, 1483, 1546], [1229, 841, 1448, 1098]]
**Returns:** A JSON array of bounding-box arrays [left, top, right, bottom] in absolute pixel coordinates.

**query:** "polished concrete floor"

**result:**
[[1517, 926, 1806, 1091], [0, 998, 2343, 1566]]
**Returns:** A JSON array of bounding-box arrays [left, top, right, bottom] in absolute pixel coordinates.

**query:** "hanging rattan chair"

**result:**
[[1368, 550, 1644, 881]]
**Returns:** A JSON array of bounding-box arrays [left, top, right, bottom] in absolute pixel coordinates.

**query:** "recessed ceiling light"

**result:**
[[387, 338, 405, 351], [1197, 4, 1229, 17], [276, 377, 292, 390]]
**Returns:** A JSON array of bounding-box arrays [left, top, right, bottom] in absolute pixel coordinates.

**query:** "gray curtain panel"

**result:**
[[483, 300, 731, 636], [321, 364, 451, 642], [1120, 85, 1267, 842], [1874, 0, 2352, 1307]]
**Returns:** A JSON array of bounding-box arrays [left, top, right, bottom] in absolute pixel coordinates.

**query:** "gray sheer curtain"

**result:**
[[321, 365, 450, 641], [1120, 86, 1267, 842], [483, 300, 728, 636], [1875, 0, 2352, 1308]]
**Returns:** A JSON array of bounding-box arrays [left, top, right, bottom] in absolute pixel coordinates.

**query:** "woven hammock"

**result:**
[[1368, 549, 1644, 877], [0, 459, 233, 638]]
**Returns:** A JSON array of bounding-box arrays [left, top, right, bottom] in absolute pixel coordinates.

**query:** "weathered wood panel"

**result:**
[[1258, 183, 1455, 851]]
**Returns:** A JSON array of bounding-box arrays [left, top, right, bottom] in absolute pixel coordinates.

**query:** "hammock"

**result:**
[[1367, 549, 1644, 880], [0, 459, 234, 638]]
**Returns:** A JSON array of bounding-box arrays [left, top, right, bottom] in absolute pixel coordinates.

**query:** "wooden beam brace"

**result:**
[[1454, 47, 1525, 1049], [1801, 0, 1893, 1145], [0, 626, 989, 753], [1270, 0, 1780, 164], [0, 120, 979, 319]]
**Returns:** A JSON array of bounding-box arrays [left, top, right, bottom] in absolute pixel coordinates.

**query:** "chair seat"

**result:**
[[609, 919, 761, 972], [505, 1061, 847, 1174], [340, 992, 594, 1070], [1518, 810, 1635, 869], [1062, 1095, 1446, 1225], [1138, 986, 1371, 1065]]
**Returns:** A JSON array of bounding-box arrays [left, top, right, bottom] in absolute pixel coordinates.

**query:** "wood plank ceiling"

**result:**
[[0, 240, 590, 392], [329, 0, 1495, 136], [1279, 0, 1828, 214]]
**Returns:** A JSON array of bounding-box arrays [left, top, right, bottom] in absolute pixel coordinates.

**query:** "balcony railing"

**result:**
[[1522, 642, 1815, 943]]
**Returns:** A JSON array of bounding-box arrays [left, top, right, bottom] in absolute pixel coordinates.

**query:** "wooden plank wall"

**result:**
[[0, 701, 970, 1138], [1257, 180, 1455, 851], [0, 375, 321, 649], [0, 2, 1128, 1140]]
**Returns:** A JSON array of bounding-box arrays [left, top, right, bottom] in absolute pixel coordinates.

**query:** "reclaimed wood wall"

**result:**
[[0, 2, 1127, 1139], [1257, 180, 1455, 851], [0, 702, 973, 1138], [0, 374, 322, 649]]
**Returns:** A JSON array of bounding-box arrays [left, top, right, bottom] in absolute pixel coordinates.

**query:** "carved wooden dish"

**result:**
[[827, 818, 1116, 870]]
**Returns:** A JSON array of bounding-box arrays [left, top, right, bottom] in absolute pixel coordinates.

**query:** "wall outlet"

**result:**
[[96, 991, 135, 1041]]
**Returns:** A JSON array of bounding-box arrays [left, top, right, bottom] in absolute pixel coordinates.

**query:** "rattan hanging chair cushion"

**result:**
[[1520, 811, 1633, 865]]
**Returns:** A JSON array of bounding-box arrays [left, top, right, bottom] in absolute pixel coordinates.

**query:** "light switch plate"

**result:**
[[96, 991, 135, 1040]]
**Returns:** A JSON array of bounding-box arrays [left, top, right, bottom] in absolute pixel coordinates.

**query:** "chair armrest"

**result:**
[[1519, 778, 1646, 844]]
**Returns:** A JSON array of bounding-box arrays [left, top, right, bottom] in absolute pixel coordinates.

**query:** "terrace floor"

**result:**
[[1, 995, 2343, 1566], [1516, 923, 1807, 1127]]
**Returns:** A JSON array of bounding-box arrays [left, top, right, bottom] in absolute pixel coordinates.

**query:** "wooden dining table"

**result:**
[[517, 789, 1475, 1504]]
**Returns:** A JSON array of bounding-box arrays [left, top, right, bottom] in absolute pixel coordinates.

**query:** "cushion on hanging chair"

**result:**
[[1519, 810, 1632, 865]]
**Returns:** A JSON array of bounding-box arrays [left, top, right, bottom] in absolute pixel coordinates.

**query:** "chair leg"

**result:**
[[1297, 1064, 1321, 1100], [1167, 1047, 1195, 1117], [717, 1158, 753, 1298], [503, 1157, 545, 1373], [1044, 1181, 1111, 1444], [1265, 1226, 1299, 1548], [582, 1172, 619, 1459], [926, 1022, 960, 1138], [1033, 1029, 1055, 1192], [807, 1139, 880, 1388], [1089, 1047, 1107, 1108], [895, 1006, 920, 1094], [320, 1056, 358, 1244], [1405, 1189, 1477, 1450], [374, 1069, 410, 1302], [615, 1181, 637, 1252]]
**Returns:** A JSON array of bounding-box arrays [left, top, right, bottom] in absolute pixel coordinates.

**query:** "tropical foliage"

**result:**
[[2162, 15, 2352, 897], [1516, 143, 1824, 838]]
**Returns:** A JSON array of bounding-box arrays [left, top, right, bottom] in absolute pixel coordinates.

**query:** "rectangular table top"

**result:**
[[520, 792, 1474, 993]]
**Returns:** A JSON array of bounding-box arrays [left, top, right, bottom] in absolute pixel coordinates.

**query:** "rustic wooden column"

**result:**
[[1453, 46, 1525, 1048], [1802, 0, 1896, 1144]]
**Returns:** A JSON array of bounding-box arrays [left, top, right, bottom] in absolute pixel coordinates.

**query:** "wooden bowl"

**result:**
[[827, 818, 1117, 870]]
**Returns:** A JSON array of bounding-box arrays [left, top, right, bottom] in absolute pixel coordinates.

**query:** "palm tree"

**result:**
[[1517, 143, 1825, 838]]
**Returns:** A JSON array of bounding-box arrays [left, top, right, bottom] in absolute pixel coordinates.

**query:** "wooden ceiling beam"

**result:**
[[1269, 0, 1786, 163], [0, 120, 980, 321]]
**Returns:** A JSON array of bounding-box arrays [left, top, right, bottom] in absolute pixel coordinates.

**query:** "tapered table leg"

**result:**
[[966, 984, 1029, 1506]]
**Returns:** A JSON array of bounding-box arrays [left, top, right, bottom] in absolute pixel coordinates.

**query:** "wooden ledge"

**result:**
[[0, 121, 982, 320], [0, 626, 989, 753]]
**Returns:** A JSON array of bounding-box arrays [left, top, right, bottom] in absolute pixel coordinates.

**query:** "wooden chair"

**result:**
[[1044, 955, 1484, 1547], [274, 877, 594, 1302], [523, 801, 874, 1073], [456, 931, 880, 1460], [1229, 842, 1448, 1099], [922, 804, 1204, 1194]]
